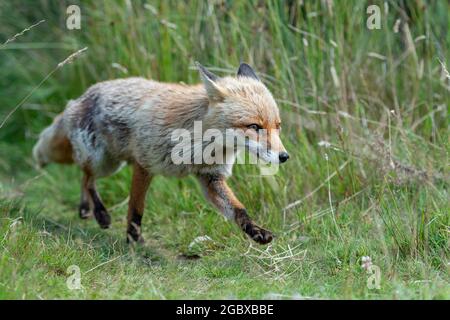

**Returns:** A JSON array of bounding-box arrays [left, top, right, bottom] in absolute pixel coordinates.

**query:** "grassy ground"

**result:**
[[0, 0, 448, 299]]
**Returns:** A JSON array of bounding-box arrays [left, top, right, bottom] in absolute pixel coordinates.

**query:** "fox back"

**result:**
[[34, 65, 286, 178]]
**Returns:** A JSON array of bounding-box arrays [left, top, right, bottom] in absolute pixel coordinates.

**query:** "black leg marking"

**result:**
[[235, 208, 274, 245], [78, 201, 91, 219], [88, 188, 111, 229], [127, 209, 144, 243]]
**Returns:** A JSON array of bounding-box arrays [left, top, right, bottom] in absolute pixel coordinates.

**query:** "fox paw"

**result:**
[[79, 203, 92, 219], [126, 230, 145, 244], [94, 209, 111, 229], [244, 224, 274, 245]]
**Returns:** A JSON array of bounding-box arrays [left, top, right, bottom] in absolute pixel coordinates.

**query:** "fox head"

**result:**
[[196, 62, 289, 164]]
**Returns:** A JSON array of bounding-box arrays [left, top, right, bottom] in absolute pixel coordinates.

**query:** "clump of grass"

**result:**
[[244, 243, 307, 281]]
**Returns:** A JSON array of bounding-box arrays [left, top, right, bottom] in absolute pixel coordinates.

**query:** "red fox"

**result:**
[[33, 62, 289, 245]]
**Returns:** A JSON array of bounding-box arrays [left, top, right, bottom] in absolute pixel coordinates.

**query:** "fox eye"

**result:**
[[247, 124, 262, 132]]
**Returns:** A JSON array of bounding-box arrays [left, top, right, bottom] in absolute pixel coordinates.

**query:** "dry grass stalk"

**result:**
[[57, 47, 88, 68], [244, 243, 307, 281], [438, 59, 450, 80], [0, 47, 88, 129], [368, 136, 430, 185], [2, 19, 46, 47]]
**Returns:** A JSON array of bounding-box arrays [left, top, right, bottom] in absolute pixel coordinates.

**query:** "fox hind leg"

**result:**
[[79, 173, 93, 219], [126, 162, 152, 243], [81, 168, 111, 229]]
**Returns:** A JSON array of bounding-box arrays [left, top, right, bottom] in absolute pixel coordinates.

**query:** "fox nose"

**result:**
[[279, 152, 289, 163]]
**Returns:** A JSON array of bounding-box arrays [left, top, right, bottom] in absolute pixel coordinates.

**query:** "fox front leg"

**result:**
[[126, 162, 152, 243], [198, 174, 273, 245]]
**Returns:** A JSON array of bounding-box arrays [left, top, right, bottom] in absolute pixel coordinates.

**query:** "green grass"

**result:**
[[0, 0, 448, 299]]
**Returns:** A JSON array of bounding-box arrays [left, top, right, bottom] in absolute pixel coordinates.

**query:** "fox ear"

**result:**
[[237, 63, 260, 81], [195, 62, 224, 101]]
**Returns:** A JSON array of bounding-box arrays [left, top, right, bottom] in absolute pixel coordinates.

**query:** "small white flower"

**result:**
[[318, 140, 331, 148], [338, 111, 351, 118], [361, 256, 373, 271]]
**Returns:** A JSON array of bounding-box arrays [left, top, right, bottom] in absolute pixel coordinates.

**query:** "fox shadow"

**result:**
[[13, 199, 169, 266]]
